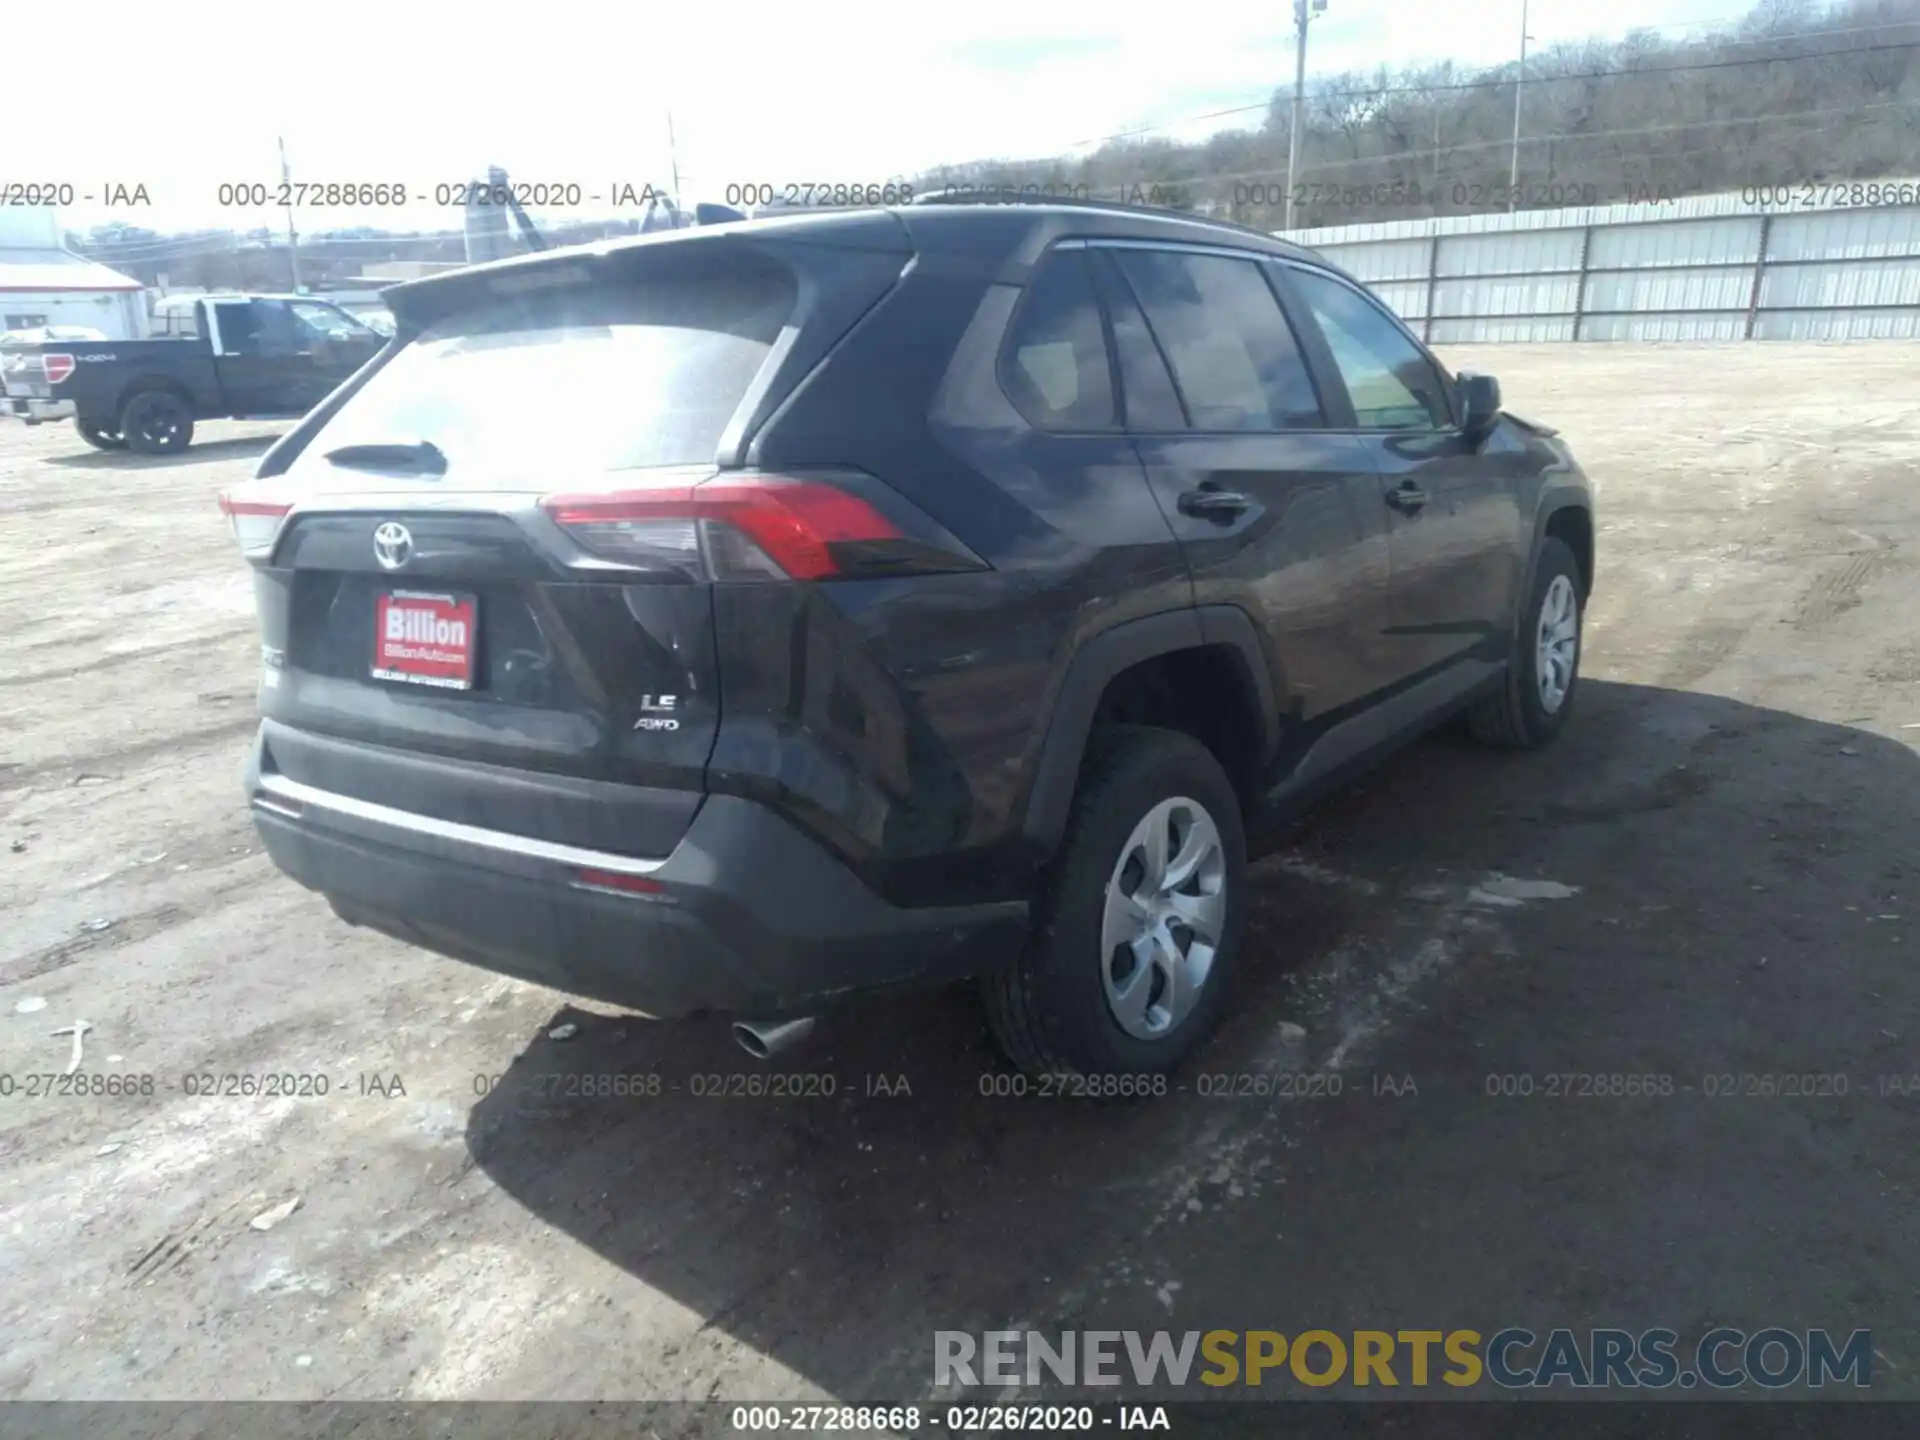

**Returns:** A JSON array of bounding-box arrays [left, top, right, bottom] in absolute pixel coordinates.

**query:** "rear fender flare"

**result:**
[[1018, 605, 1280, 857]]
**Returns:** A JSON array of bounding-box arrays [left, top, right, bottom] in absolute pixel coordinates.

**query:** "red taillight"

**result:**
[[571, 867, 666, 896], [41, 354, 75, 385], [541, 474, 902, 582], [218, 489, 292, 560]]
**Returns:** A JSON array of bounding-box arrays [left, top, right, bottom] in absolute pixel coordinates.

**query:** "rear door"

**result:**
[[989, 243, 1193, 615], [1275, 264, 1522, 682], [210, 300, 307, 416], [1091, 242, 1398, 742]]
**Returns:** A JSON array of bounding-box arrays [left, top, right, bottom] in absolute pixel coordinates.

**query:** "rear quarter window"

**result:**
[[1000, 251, 1115, 431], [299, 261, 797, 484]]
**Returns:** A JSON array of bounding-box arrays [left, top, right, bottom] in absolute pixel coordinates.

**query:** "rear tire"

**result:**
[[75, 419, 127, 451], [119, 390, 195, 454], [1467, 536, 1582, 749], [983, 725, 1246, 1079]]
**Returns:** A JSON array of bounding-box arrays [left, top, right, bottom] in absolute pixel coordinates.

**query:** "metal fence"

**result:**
[[1278, 183, 1920, 342]]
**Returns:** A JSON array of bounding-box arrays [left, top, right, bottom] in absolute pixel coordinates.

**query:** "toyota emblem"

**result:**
[[373, 522, 413, 570]]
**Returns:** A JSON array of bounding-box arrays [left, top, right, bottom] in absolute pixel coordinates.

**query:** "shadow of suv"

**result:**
[[221, 197, 1594, 1077]]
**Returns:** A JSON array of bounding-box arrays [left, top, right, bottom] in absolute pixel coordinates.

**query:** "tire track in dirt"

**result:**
[[0, 715, 260, 793], [1791, 550, 1896, 628], [0, 631, 257, 690], [1, 869, 268, 986]]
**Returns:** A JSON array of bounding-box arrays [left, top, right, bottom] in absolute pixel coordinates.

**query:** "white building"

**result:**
[[0, 208, 147, 339]]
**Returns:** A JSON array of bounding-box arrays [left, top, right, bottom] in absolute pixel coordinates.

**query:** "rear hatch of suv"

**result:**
[[223, 216, 969, 864]]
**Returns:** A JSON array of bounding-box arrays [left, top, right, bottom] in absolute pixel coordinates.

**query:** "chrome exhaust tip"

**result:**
[[732, 1016, 816, 1059]]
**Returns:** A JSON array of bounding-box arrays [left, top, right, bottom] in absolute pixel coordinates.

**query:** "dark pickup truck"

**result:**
[[0, 293, 385, 453]]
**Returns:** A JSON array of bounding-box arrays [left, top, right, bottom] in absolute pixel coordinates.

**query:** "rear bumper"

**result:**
[[2, 397, 76, 423], [245, 735, 1029, 1019]]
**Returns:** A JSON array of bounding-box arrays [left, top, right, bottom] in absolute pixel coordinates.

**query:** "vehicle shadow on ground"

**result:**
[[42, 434, 281, 469], [467, 678, 1920, 1399]]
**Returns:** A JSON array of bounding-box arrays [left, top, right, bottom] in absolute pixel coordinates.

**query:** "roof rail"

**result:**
[[909, 187, 1294, 246]]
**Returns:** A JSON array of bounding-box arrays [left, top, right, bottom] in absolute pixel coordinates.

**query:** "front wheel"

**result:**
[[1467, 536, 1583, 748], [983, 725, 1246, 1078], [119, 390, 195, 454], [75, 419, 127, 451]]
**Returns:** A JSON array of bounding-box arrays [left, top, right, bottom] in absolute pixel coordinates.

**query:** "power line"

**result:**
[[67, 219, 647, 266], [1117, 97, 1920, 194], [76, 97, 1918, 267], [71, 231, 465, 262], [72, 100, 1918, 263], [1059, 7, 1798, 146], [1624, 16, 1920, 47], [72, 213, 649, 261], [64, 41, 1920, 267], [1304, 97, 1920, 172], [1064, 31, 1920, 152]]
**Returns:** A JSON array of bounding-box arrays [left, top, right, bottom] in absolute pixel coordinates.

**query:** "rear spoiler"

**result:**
[[380, 210, 910, 332]]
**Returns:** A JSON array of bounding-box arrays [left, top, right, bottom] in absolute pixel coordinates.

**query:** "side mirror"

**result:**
[[1457, 372, 1502, 441]]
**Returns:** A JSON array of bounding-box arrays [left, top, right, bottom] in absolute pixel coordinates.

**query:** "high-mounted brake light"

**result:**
[[41, 354, 75, 385], [541, 474, 909, 582], [218, 489, 293, 561]]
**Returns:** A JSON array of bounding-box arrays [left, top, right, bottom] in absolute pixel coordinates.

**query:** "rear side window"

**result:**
[[213, 302, 257, 354], [252, 301, 307, 357], [304, 262, 796, 483], [1287, 269, 1451, 431], [1000, 251, 1115, 431], [1112, 250, 1322, 431]]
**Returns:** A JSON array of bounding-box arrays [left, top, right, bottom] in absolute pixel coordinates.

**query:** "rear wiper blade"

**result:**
[[323, 440, 448, 473]]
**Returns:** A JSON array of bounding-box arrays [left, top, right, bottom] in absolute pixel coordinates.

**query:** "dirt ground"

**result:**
[[0, 345, 1915, 1415]]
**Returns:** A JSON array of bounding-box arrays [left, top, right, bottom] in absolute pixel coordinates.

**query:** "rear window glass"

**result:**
[[301, 263, 796, 483]]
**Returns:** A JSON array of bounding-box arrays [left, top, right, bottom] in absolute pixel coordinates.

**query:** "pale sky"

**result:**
[[18, 0, 1743, 237]]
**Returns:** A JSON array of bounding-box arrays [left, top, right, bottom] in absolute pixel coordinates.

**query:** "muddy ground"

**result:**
[[0, 345, 1915, 1416]]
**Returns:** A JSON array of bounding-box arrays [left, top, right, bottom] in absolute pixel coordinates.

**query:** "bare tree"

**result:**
[[920, 0, 1920, 230]]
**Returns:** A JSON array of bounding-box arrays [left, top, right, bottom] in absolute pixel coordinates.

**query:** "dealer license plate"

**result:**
[[371, 590, 477, 690]]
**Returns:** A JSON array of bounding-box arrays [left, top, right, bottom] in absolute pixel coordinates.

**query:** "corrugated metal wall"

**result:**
[[1280, 183, 1920, 341]]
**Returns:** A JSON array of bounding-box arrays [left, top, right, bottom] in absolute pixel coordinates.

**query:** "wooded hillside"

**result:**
[[919, 0, 1920, 229]]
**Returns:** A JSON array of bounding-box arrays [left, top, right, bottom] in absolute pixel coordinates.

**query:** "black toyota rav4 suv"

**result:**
[[224, 197, 1593, 1076]]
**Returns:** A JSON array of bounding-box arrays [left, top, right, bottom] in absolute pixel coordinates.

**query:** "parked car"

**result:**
[[220, 198, 1594, 1075], [0, 294, 384, 453]]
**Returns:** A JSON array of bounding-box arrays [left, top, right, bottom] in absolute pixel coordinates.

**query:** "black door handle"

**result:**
[[1178, 488, 1252, 522], [1386, 480, 1428, 514]]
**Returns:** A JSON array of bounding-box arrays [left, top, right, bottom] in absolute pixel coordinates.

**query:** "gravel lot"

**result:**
[[0, 344, 1915, 1411]]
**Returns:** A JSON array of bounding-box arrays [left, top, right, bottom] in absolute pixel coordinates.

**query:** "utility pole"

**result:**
[[1283, 0, 1327, 232], [278, 136, 303, 293], [1507, 0, 1531, 211], [666, 110, 682, 203], [1432, 106, 1441, 197]]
